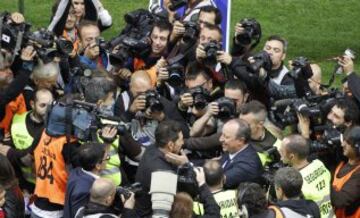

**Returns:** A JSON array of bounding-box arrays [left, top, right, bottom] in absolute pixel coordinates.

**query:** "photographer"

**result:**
[[231, 35, 295, 107], [0, 46, 36, 136], [77, 20, 109, 70], [274, 167, 320, 218], [135, 120, 189, 217], [331, 126, 360, 218], [189, 79, 247, 137], [75, 178, 137, 218], [64, 142, 108, 218], [239, 100, 281, 167], [279, 135, 333, 218]]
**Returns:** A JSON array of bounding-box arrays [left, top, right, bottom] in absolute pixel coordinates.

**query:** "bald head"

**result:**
[[130, 70, 153, 97], [90, 178, 116, 205], [204, 160, 224, 187]]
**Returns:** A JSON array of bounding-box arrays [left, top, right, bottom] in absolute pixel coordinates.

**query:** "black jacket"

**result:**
[[3, 185, 25, 218], [75, 202, 138, 218], [193, 185, 221, 218]]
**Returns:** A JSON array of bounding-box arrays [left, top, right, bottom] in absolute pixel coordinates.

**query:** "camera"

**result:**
[[310, 126, 342, 152], [335, 48, 356, 74], [183, 21, 200, 44], [166, 63, 184, 87], [113, 182, 142, 211], [202, 40, 222, 66], [188, 86, 210, 110], [46, 99, 130, 141], [289, 56, 313, 79], [215, 97, 236, 120], [144, 90, 163, 112], [236, 18, 261, 46], [177, 163, 199, 198], [168, 0, 188, 11], [249, 50, 272, 73]]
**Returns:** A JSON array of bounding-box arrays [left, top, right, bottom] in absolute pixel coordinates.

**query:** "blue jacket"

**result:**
[[63, 167, 97, 218], [221, 144, 263, 189]]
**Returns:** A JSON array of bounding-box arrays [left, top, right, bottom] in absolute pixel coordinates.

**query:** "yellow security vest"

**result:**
[[300, 159, 334, 218], [10, 112, 35, 184], [213, 190, 239, 218], [257, 139, 282, 166], [193, 201, 205, 216], [97, 135, 122, 186]]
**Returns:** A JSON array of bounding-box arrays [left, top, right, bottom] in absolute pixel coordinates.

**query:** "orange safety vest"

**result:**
[[33, 131, 72, 205], [0, 94, 27, 134], [133, 58, 157, 87], [332, 161, 360, 218]]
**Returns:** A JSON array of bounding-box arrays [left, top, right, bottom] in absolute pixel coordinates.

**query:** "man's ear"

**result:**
[[281, 52, 286, 61], [30, 100, 35, 110]]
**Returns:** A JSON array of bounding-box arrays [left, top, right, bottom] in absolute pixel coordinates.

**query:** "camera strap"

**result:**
[[64, 95, 73, 145]]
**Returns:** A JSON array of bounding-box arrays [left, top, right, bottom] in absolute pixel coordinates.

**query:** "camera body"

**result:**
[[249, 50, 272, 73], [236, 18, 261, 46], [183, 21, 200, 44], [144, 90, 163, 112], [188, 86, 210, 110], [177, 163, 199, 198], [166, 63, 184, 87], [215, 97, 236, 120], [289, 56, 312, 79], [203, 40, 222, 66]]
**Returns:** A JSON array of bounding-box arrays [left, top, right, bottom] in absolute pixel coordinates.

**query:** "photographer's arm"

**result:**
[[190, 102, 218, 137], [119, 131, 144, 161]]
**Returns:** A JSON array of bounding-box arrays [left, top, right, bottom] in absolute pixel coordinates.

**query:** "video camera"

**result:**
[[45, 99, 130, 142], [183, 21, 200, 44], [236, 18, 262, 47], [177, 163, 199, 198], [269, 89, 345, 129], [310, 125, 342, 152]]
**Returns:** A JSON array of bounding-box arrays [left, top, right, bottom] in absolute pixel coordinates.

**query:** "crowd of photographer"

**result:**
[[0, 0, 359, 217]]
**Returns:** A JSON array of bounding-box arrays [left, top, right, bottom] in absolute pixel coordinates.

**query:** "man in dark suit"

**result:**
[[63, 142, 108, 218], [219, 119, 263, 189]]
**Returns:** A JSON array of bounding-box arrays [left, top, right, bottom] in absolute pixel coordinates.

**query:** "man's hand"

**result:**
[[0, 144, 11, 156], [196, 44, 206, 61], [165, 150, 189, 166], [178, 93, 194, 110], [112, 68, 132, 80], [234, 23, 245, 37], [338, 56, 354, 75], [297, 113, 310, 139], [172, 21, 186, 39], [217, 51, 232, 65], [205, 102, 219, 118], [84, 43, 100, 60], [194, 167, 206, 187], [155, 57, 168, 71], [20, 45, 36, 61], [121, 192, 135, 209], [157, 67, 169, 85], [100, 126, 118, 142], [144, 108, 165, 122], [129, 94, 146, 113]]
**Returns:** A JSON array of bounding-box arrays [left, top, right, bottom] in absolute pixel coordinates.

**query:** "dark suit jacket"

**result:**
[[221, 144, 263, 189], [63, 167, 96, 218]]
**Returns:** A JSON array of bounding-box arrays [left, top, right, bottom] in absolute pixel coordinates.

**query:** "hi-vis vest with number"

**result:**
[[332, 161, 360, 218], [300, 159, 333, 218], [10, 112, 35, 184], [34, 131, 73, 205], [97, 134, 122, 186], [213, 190, 239, 218]]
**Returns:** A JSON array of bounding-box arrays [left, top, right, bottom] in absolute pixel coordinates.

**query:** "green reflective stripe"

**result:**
[[193, 201, 204, 216], [101, 167, 121, 186], [108, 148, 118, 156], [317, 195, 334, 218], [257, 152, 272, 166], [213, 190, 239, 218], [101, 167, 120, 175], [11, 112, 34, 150], [21, 167, 35, 184]]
